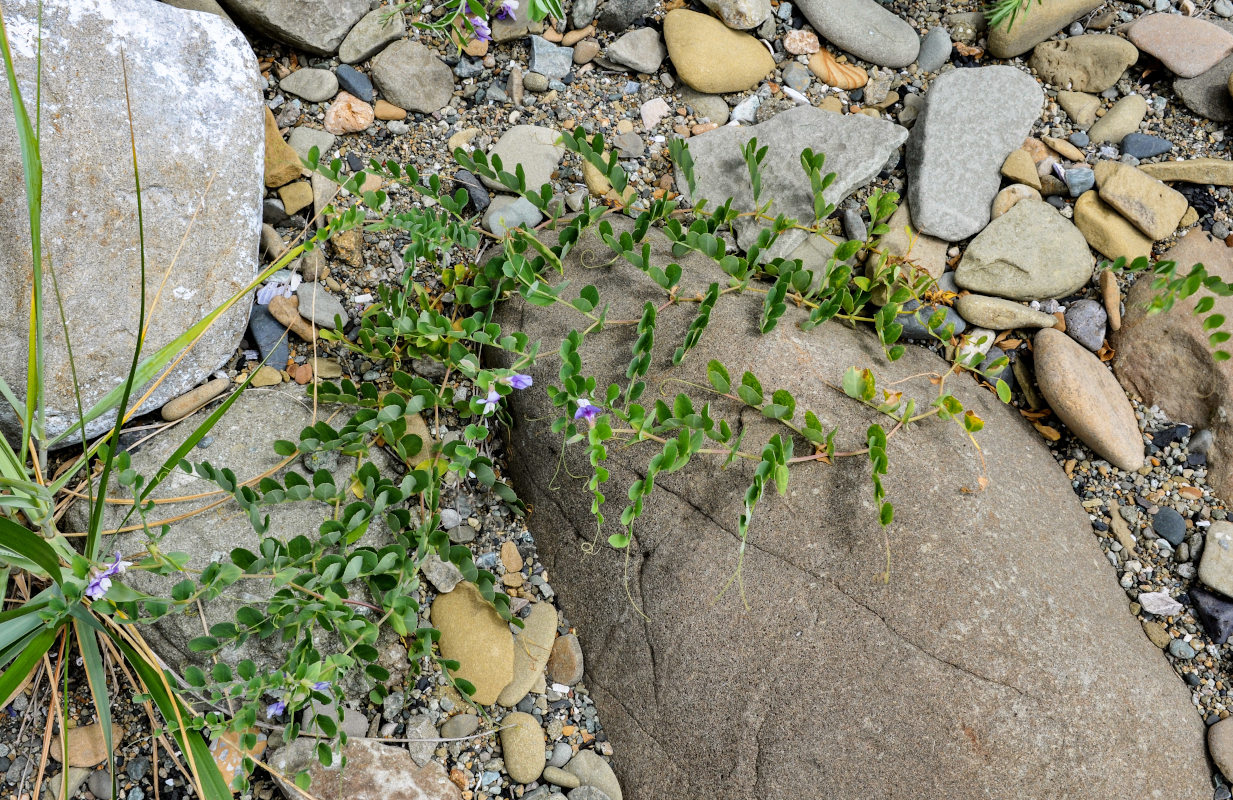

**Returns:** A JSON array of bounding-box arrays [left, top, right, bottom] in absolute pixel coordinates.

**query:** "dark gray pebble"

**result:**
[[1063, 298, 1106, 351], [1152, 507, 1187, 546], [1121, 132, 1172, 159], [899, 300, 966, 340], [1192, 586, 1233, 644], [247, 303, 289, 371], [335, 65, 373, 103]]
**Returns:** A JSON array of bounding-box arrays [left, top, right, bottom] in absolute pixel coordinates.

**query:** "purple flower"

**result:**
[[480, 388, 501, 415], [312, 681, 331, 692], [495, 0, 519, 20], [85, 551, 133, 601], [574, 398, 601, 423], [469, 14, 492, 42], [266, 700, 287, 718], [505, 374, 533, 390]]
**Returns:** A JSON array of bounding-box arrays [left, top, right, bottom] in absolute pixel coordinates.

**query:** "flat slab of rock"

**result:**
[[986, 0, 1102, 58], [606, 27, 667, 74], [268, 738, 461, 800], [219, 0, 369, 54], [678, 106, 907, 255], [954, 199, 1093, 300], [339, 6, 406, 64], [1028, 34, 1138, 92], [663, 9, 773, 93], [906, 66, 1043, 241], [1141, 157, 1233, 185], [0, 0, 260, 443], [491, 217, 1207, 799], [1174, 52, 1233, 123], [1035, 327, 1143, 469], [795, 0, 919, 67], [954, 294, 1058, 330], [1094, 160, 1188, 241], [1112, 231, 1233, 501], [64, 387, 406, 694], [1126, 13, 1233, 78]]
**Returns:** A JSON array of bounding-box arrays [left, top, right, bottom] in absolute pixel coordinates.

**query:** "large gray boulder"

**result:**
[[219, 0, 369, 54], [677, 106, 907, 257], [0, 0, 261, 443], [907, 66, 1043, 241], [491, 217, 1210, 800]]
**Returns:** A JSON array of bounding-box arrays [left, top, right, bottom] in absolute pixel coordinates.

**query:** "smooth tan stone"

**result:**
[[1088, 94, 1147, 143], [663, 10, 774, 94], [497, 602, 557, 707], [1100, 268, 1121, 331], [992, 183, 1041, 218], [1043, 135, 1085, 162], [1000, 148, 1042, 190], [1140, 158, 1233, 185], [987, 0, 1102, 57], [1058, 90, 1101, 129], [161, 377, 229, 421], [250, 365, 283, 386], [1034, 327, 1143, 470], [278, 180, 313, 216], [1094, 160, 1188, 241], [1073, 190, 1153, 262], [500, 712, 546, 784], [954, 294, 1058, 330], [431, 581, 514, 706], [373, 99, 407, 120]]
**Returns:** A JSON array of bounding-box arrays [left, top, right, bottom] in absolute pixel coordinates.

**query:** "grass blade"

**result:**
[[0, 6, 45, 466], [72, 616, 117, 800], [87, 53, 147, 563], [0, 517, 62, 583], [0, 625, 56, 702]]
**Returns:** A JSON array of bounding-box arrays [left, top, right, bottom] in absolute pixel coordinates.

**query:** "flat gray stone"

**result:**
[[906, 66, 1043, 240], [678, 87, 729, 124], [480, 125, 565, 192], [606, 28, 667, 74], [954, 200, 1093, 300], [0, 0, 261, 443], [1174, 53, 1233, 123], [288, 126, 336, 162], [297, 283, 349, 329], [917, 27, 951, 72], [530, 35, 574, 79], [677, 106, 908, 256], [370, 39, 455, 113], [219, 0, 369, 54], [338, 6, 406, 64], [795, 0, 919, 67], [483, 196, 544, 236], [280, 68, 338, 103]]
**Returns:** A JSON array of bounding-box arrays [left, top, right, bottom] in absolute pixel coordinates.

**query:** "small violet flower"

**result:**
[[495, 0, 519, 20], [504, 374, 533, 390], [480, 387, 502, 415], [574, 398, 601, 423], [312, 681, 331, 692], [266, 700, 287, 719], [469, 14, 492, 42], [85, 551, 133, 601], [256, 273, 301, 306]]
